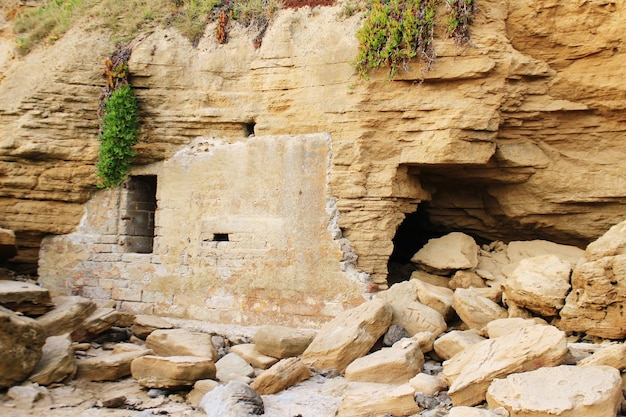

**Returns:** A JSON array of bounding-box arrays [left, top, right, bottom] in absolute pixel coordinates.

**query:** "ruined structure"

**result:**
[[0, 0, 625, 326]]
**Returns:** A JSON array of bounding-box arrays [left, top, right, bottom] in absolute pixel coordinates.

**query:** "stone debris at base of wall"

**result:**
[[1, 220, 626, 417]]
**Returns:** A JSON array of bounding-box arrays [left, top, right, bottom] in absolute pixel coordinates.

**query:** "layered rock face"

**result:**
[[1, 1, 626, 306]]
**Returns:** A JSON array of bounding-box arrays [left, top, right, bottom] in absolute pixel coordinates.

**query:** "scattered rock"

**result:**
[[411, 232, 479, 275], [383, 324, 410, 346], [482, 317, 545, 338], [409, 373, 448, 395], [131, 314, 173, 339], [336, 383, 420, 417], [584, 219, 626, 261], [453, 287, 508, 330], [301, 298, 392, 372], [146, 328, 218, 360], [577, 343, 626, 370], [503, 255, 572, 316], [6, 383, 52, 409], [228, 343, 278, 369], [215, 352, 254, 383], [433, 329, 485, 361], [76, 345, 152, 381], [250, 357, 312, 395], [101, 394, 126, 408], [375, 280, 447, 337], [414, 279, 455, 319], [199, 380, 264, 417], [253, 325, 316, 359], [486, 365, 623, 417], [449, 270, 487, 290], [28, 334, 76, 385], [0, 280, 53, 316], [36, 296, 97, 337], [70, 307, 121, 342], [344, 338, 424, 384], [0, 306, 47, 388], [131, 355, 217, 389], [187, 379, 219, 407], [443, 324, 568, 406]]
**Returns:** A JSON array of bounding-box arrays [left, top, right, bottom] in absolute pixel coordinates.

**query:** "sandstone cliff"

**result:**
[[1, 0, 625, 290]]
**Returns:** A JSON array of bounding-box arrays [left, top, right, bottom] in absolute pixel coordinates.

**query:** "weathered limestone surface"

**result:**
[[76, 345, 151, 381], [443, 324, 568, 406], [344, 339, 424, 384], [28, 334, 76, 385], [411, 233, 479, 275], [0, 306, 47, 388], [36, 296, 96, 337], [301, 298, 392, 372], [336, 383, 420, 417], [486, 365, 623, 417], [1, 0, 626, 325], [0, 280, 53, 316], [146, 328, 218, 360], [253, 325, 316, 359], [250, 357, 312, 395], [130, 355, 217, 389]]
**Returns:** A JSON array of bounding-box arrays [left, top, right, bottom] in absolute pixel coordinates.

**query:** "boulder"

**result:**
[[411, 270, 452, 288], [229, 343, 278, 369], [0, 306, 47, 388], [584, 219, 626, 261], [559, 254, 626, 339], [486, 365, 623, 417], [345, 338, 424, 384], [70, 307, 121, 342], [482, 317, 545, 338], [506, 240, 584, 268], [215, 352, 255, 383], [131, 314, 173, 339], [253, 325, 316, 359], [433, 329, 485, 361], [408, 373, 448, 395], [577, 343, 626, 370], [375, 280, 447, 337], [383, 324, 410, 346], [131, 355, 216, 389], [449, 270, 487, 290], [250, 357, 312, 395], [36, 296, 97, 337], [411, 232, 479, 275], [336, 383, 420, 417], [76, 345, 151, 381], [443, 324, 568, 406], [199, 380, 264, 417], [412, 331, 435, 353], [187, 379, 219, 407], [414, 279, 455, 318], [0, 280, 53, 316], [28, 334, 76, 385], [6, 383, 52, 409], [146, 328, 218, 360], [453, 287, 508, 330], [503, 255, 572, 316], [301, 298, 392, 372]]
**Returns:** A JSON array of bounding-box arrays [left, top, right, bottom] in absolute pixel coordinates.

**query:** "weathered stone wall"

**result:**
[[1, 0, 626, 323], [39, 134, 365, 327]]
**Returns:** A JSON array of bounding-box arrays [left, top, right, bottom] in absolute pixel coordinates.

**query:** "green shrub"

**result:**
[[96, 84, 140, 188]]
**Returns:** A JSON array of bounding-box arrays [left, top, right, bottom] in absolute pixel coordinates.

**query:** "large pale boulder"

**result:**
[[146, 328, 218, 360], [504, 255, 571, 316], [70, 307, 121, 342], [131, 355, 216, 389], [584, 219, 626, 261], [408, 373, 448, 395], [433, 329, 485, 361], [414, 279, 454, 318], [506, 240, 584, 267], [0, 306, 47, 388], [229, 343, 278, 369], [28, 334, 76, 385], [0, 280, 53, 316], [482, 317, 545, 339], [250, 357, 312, 395], [486, 365, 623, 417], [411, 232, 479, 274], [345, 338, 424, 384], [76, 344, 152, 381], [36, 296, 97, 337], [559, 254, 626, 339], [453, 287, 507, 330], [253, 325, 316, 359], [199, 380, 264, 417], [375, 280, 447, 337], [577, 343, 626, 370], [187, 379, 219, 407], [443, 324, 568, 406], [130, 314, 173, 339], [301, 298, 392, 372], [336, 383, 420, 417], [215, 352, 255, 383]]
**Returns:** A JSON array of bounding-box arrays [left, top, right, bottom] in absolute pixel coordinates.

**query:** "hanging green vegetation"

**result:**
[[353, 0, 476, 80], [95, 45, 139, 189]]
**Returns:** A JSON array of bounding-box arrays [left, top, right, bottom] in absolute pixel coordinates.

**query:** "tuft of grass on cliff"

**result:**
[[12, 0, 283, 55]]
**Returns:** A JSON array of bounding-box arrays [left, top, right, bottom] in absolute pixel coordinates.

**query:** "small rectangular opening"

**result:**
[[213, 233, 229, 242]]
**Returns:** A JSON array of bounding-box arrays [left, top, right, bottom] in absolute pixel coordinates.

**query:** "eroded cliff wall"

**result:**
[[1, 1, 625, 306]]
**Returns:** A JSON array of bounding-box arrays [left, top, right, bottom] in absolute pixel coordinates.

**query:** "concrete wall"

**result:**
[[38, 134, 366, 327]]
